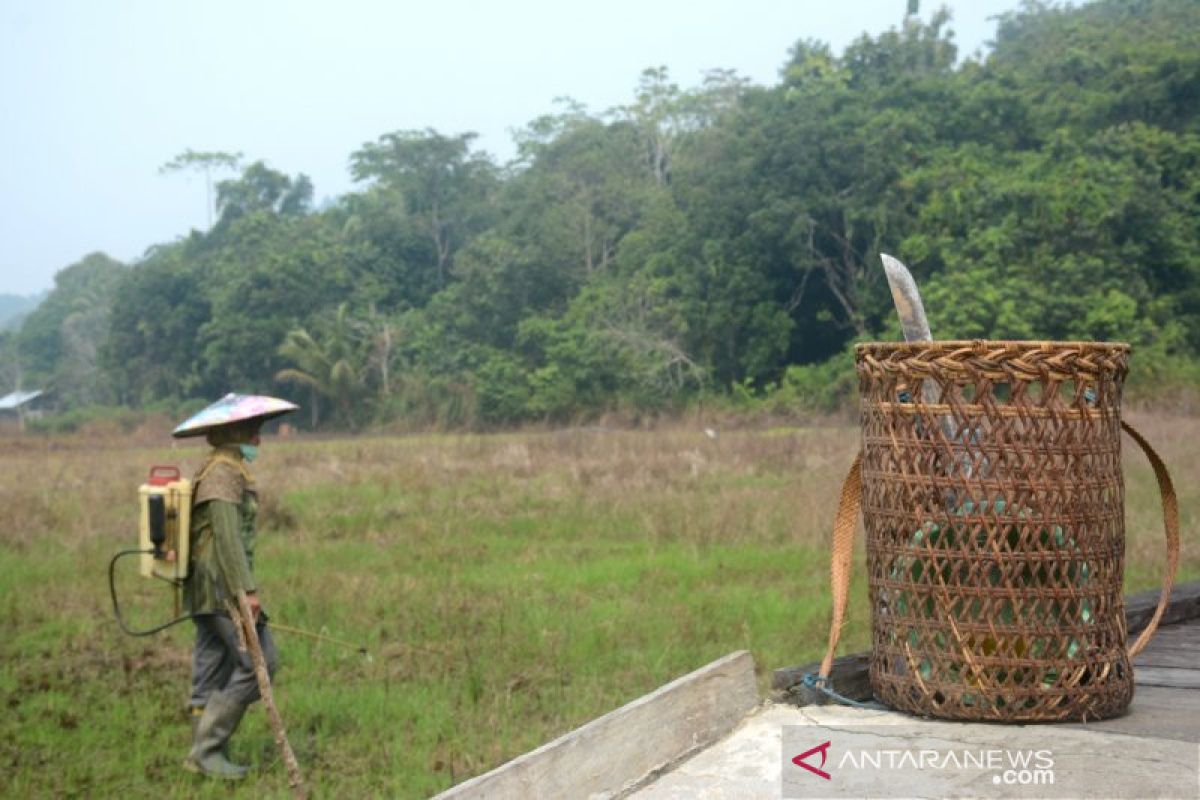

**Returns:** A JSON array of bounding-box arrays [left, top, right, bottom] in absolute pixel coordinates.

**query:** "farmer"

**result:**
[[172, 393, 298, 779]]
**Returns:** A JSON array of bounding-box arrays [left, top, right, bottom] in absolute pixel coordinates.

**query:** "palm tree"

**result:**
[[275, 306, 367, 428]]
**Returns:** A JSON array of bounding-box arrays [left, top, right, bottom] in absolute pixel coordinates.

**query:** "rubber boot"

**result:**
[[183, 693, 249, 780], [189, 706, 232, 758]]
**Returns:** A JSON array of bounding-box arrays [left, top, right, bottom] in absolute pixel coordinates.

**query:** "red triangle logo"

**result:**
[[793, 740, 832, 780]]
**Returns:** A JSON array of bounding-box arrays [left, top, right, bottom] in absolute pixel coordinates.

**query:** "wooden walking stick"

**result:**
[[229, 591, 306, 798]]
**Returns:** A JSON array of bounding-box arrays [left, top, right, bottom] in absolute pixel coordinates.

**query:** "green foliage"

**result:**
[[776, 355, 861, 414], [905, 122, 1200, 347], [13, 0, 1200, 427], [15, 252, 125, 405], [102, 244, 210, 403], [214, 160, 313, 226], [375, 369, 479, 430], [470, 348, 532, 424], [159, 149, 242, 176], [276, 305, 371, 429], [159, 149, 244, 229], [351, 129, 499, 292], [0, 292, 45, 333], [989, 0, 1200, 135], [198, 213, 357, 392], [728, 344, 861, 416], [24, 403, 144, 434], [0, 331, 17, 393]]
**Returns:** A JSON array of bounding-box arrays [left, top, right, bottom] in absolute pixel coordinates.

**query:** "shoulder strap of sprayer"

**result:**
[[194, 447, 255, 491], [818, 421, 1180, 684]]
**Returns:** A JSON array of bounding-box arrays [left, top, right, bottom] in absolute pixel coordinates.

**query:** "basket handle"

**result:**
[[819, 453, 861, 679], [818, 422, 1180, 679], [1122, 421, 1180, 659]]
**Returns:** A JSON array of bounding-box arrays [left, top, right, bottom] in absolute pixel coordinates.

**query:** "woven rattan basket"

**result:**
[[819, 341, 1179, 722]]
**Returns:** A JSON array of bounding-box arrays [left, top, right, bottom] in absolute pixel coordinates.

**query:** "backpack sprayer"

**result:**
[[138, 466, 193, 581], [109, 464, 369, 655], [108, 465, 197, 636]]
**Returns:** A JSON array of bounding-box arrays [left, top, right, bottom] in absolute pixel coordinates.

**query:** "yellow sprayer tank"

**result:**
[[137, 466, 192, 582]]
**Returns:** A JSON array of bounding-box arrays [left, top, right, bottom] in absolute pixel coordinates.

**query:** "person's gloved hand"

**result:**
[[246, 591, 262, 621]]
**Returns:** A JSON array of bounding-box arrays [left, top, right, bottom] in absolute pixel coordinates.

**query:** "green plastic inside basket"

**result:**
[[888, 498, 1095, 703]]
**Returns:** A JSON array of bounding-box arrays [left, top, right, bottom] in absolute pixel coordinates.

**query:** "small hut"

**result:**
[[0, 390, 45, 432]]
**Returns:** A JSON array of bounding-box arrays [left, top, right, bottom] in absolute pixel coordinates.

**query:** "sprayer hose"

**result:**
[[108, 548, 198, 636]]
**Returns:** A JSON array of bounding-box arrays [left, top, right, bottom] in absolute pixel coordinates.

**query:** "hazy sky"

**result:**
[[0, 0, 1025, 296]]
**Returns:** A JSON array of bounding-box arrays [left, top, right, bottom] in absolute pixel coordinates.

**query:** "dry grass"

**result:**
[[1, 412, 1188, 579], [0, 414, 1195, 797]]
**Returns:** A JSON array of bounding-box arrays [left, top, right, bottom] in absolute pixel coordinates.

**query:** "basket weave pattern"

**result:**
[[857, 341, 1132, 721]]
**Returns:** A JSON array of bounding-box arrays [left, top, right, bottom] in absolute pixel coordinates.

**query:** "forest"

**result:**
[[3, 0, 1198, 429]]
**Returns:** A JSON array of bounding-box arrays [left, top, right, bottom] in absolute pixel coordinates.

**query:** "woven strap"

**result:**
[[1121, 421, 1181, 658], [819, 422, 1180, 679], [195, 448, 254, 486], [819, 453, 862, 678]]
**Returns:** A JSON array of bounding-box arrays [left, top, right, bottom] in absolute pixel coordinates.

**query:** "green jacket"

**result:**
[[183, 449, 259, 615]]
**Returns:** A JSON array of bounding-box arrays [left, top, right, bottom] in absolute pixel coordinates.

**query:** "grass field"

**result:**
[[1, 415, 1196, 798]]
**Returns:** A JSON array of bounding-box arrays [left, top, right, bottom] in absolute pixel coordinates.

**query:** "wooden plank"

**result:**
[[1134, 649, 1200, 670], [1133, 666, 1200, 690], [1136, 621, 1200, 648], [1137, 642, 1200, 657], [1129, 684, 1200, 711], [1132, 633, 1200, 652], [1065, 684, 1200, 742], [1126, 582, 1200, 635], [1065, 701, 1200, 742], [432, 651, 759, 800], [773, 654, 872, 705]]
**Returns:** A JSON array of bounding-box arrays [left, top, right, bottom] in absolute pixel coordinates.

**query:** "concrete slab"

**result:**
[[627, 705, 811, 800], [439, 612, 1200, 798], [631, 701, 1200, 799]]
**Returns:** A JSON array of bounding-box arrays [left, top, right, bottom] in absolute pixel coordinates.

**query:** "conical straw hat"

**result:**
[[172, 393, 299, 439]]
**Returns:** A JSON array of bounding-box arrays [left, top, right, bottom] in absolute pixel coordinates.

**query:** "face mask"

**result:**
[[239, 444, 259, 463]]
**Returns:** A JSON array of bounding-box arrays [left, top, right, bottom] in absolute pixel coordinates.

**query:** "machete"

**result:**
[[880, 253, 967, 474], [881, 253, 939, 408], [881, 253, 933, 345]]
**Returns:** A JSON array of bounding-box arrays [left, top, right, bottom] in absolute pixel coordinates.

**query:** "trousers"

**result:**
[[188, 612, 279, 709]]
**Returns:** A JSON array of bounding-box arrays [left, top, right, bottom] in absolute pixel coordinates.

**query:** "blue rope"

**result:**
[[800, 673, 879, 709]]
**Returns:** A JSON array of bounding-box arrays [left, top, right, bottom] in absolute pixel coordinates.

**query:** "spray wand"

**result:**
[[268, 622, 371, 656]]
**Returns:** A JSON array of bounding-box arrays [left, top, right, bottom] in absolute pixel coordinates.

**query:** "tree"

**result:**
[[102, 243, 211, 403], [214, 161, 313, 226], [334, 185, 444, 309], [24, 0, 1200, 424], [905, 125, 1200, 347], [617, 66, 751, 188], [506, 114, 650, 282], [198, 213, 355, 392], [622, 67, 687, 187], [275, 305, 369, 428], [160, 150, 243, 229], [350, 129, 498, 290], [0, 331, 20, 393], [57, 287, 114, 406], [357, 305, 400, 401], [16, 252, 125, 404], [662, 8, 963, 374], [989, 0, 1200, 136]]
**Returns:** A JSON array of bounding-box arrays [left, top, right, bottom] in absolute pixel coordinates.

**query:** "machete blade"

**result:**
[[881, 253, 933, 343], [879, 252, 977, 479]]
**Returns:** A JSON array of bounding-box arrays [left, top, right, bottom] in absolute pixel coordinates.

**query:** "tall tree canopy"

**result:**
[[18, 0, 1200, 426]]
